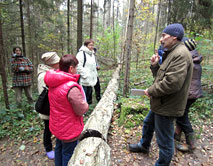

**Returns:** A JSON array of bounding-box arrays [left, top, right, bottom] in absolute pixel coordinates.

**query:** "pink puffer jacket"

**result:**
[[44, 69, 84, 141]]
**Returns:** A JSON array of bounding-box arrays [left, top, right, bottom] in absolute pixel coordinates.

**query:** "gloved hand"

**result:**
[[19, 67, 25, 71]]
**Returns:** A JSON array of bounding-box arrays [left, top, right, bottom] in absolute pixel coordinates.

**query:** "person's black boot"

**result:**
[[129, 143, 149, 154]]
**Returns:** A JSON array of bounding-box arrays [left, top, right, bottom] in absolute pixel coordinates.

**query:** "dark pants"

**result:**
[[55, 139, 78, 166], [43, 120, 53, 152], [139, 110, 175, 166], [176, 99, 196, 134], [83, 86, 93, 104], [94, 77, 101, 101]]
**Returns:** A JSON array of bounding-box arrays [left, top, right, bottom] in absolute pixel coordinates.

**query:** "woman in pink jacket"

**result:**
[[44, 54, 89, 166]]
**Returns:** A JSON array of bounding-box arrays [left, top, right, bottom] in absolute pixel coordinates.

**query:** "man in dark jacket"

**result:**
[[129, 23, 193, 166]]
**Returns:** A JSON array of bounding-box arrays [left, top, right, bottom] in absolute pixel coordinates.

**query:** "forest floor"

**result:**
[[108, 110, 213, 166], [0, 112, 212, 166]]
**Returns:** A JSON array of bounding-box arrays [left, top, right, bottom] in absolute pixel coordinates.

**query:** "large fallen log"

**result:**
[[68, 64, 121, 166]]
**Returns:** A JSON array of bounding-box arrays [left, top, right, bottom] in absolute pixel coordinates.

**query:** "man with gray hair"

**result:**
[[129, 23, 193, 166]]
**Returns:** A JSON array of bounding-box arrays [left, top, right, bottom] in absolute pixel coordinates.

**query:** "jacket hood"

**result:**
[[37, 64, 53, 76], [44, 69, 80, 88], [79, 45, 94, 55]]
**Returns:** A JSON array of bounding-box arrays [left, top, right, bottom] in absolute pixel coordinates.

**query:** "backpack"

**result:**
[[35, 87, 50, 115]]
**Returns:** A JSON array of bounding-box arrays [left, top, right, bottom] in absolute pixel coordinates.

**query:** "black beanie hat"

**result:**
[[163, 23, 184, 41]]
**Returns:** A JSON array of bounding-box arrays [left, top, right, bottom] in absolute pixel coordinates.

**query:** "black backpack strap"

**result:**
[[83, 51, 86, 67]]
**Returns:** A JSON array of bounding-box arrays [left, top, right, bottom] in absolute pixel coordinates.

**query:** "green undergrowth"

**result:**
[[0, 68, 113, 141], [189, 92, 213, 124], [117, 96, 150, 128], [0, 100, 42, 141]]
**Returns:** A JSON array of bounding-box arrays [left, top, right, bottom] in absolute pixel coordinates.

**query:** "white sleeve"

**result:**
[[76, 52, 87, 78]]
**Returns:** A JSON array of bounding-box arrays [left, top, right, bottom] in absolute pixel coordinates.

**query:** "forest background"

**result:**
[[0, 0, 212, 164]]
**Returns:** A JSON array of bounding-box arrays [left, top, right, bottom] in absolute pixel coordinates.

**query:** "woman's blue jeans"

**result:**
[[55, 139, 78, 166], [139, 110, 175, 166]]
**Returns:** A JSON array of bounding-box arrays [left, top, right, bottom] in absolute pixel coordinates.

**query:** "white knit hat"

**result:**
[[41, 52, 60, 65]]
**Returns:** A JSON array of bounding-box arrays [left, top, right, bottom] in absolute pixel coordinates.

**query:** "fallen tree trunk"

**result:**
[[68, 64, 121, 166]]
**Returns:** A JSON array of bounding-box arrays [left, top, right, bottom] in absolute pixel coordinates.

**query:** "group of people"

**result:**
[[11, 39, 102, 166], [11, 23, 203, 166], [129, 23, 203, 166]]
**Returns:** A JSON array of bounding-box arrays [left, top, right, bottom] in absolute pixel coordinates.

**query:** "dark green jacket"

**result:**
[[148, 42, 193, 117]]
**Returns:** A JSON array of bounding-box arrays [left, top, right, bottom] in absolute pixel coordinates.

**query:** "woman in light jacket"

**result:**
[[76, 39, 98, 104], [37, 52, 60, 159]]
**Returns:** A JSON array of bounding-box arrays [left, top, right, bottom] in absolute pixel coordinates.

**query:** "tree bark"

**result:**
[[106, 0, 111, 28], [0, 10, 10, 109], [90, 0, 93, 39], [167, 0, 171, 24], [68, 64, 121, 166], [112, 0, 115, 60], [153, 0, 161, 53], [77, 0, 83, 52], [103, 0, 107, 30], [123, 0, 135, 96], [67, 0, 70, 53], [19, 0, 26, 57]]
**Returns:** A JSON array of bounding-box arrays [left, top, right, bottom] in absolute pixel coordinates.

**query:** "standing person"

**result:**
[[93, 48, 101, 102], [11, 46, 34, 108], [44, 54, 89, 166], [76, 39, 98, 104], [129, 23, 193, 166], [175, 39, 203, 152], [37, 52, 60, 160]]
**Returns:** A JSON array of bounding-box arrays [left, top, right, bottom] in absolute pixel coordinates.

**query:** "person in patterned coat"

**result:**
[[11, 46, 34, 108]]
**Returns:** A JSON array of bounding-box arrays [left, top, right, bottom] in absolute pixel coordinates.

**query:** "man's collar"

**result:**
[[164, 41, 181, 53]]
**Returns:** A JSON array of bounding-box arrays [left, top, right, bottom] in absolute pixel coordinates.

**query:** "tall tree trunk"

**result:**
[[116, 0, 119, 23], [77, 0, 83, 52], [103, 0, 107, 30], [90, 0, 93, 39], [0, 10, 10, 109], [106, 0, 111, 28], [167, 0, 171, 24], [67, 0, 70, 53], [19, 0, 26, 57], [153, 0, 161, 53], [112, 0, 115, 59], [26, 0, 35, 87], [123, 0, 135, 96], [26, 0, 33, 61], [70, 1, 73, 54], [96, 0, 100, 33]]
